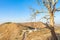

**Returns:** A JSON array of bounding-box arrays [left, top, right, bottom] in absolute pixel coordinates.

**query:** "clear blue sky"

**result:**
[[0, 0, 60, 24]]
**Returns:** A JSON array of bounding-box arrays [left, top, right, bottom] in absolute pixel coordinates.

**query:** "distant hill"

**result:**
[[20, 22, 46, 28]]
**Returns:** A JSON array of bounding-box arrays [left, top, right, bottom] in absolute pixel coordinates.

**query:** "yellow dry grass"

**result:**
[[0, 22, 60, 40]]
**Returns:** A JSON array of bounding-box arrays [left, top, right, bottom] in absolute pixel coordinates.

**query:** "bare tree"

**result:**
[[42, 0, 60, 40], [30, 0, 60, 40]]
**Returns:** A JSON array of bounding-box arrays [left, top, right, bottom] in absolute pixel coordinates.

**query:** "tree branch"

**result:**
[[52, 0, 58, 13], [55, 7, 60, 11], [42, 0, 51, 12]]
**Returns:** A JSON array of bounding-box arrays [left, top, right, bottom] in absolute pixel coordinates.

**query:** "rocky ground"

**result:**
[[0, 22, 60, 40]]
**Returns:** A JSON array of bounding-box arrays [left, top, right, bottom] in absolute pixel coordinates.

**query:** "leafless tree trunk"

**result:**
[[49, 12, 58, 40], [50, 27, 58, 40]]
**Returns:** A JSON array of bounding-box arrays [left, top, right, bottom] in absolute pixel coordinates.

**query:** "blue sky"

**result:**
[[0, 0, 60, 24]]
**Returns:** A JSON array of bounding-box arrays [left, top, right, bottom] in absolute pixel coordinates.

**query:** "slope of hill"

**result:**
[[0, 22, 60, 40], [20, 22, 46, 28], [0, 22, 20, 40]]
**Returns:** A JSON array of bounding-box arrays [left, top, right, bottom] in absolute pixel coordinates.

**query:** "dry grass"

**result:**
[[0, 22, 60, 40]]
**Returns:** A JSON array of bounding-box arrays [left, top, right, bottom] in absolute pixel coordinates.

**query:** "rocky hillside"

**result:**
[[0, 22, 60, 40], [20, 22, 46, 28]]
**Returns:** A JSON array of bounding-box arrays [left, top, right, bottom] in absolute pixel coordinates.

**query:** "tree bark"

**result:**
[[49, 13, 58, 40], [50, 13, 54, 27]]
